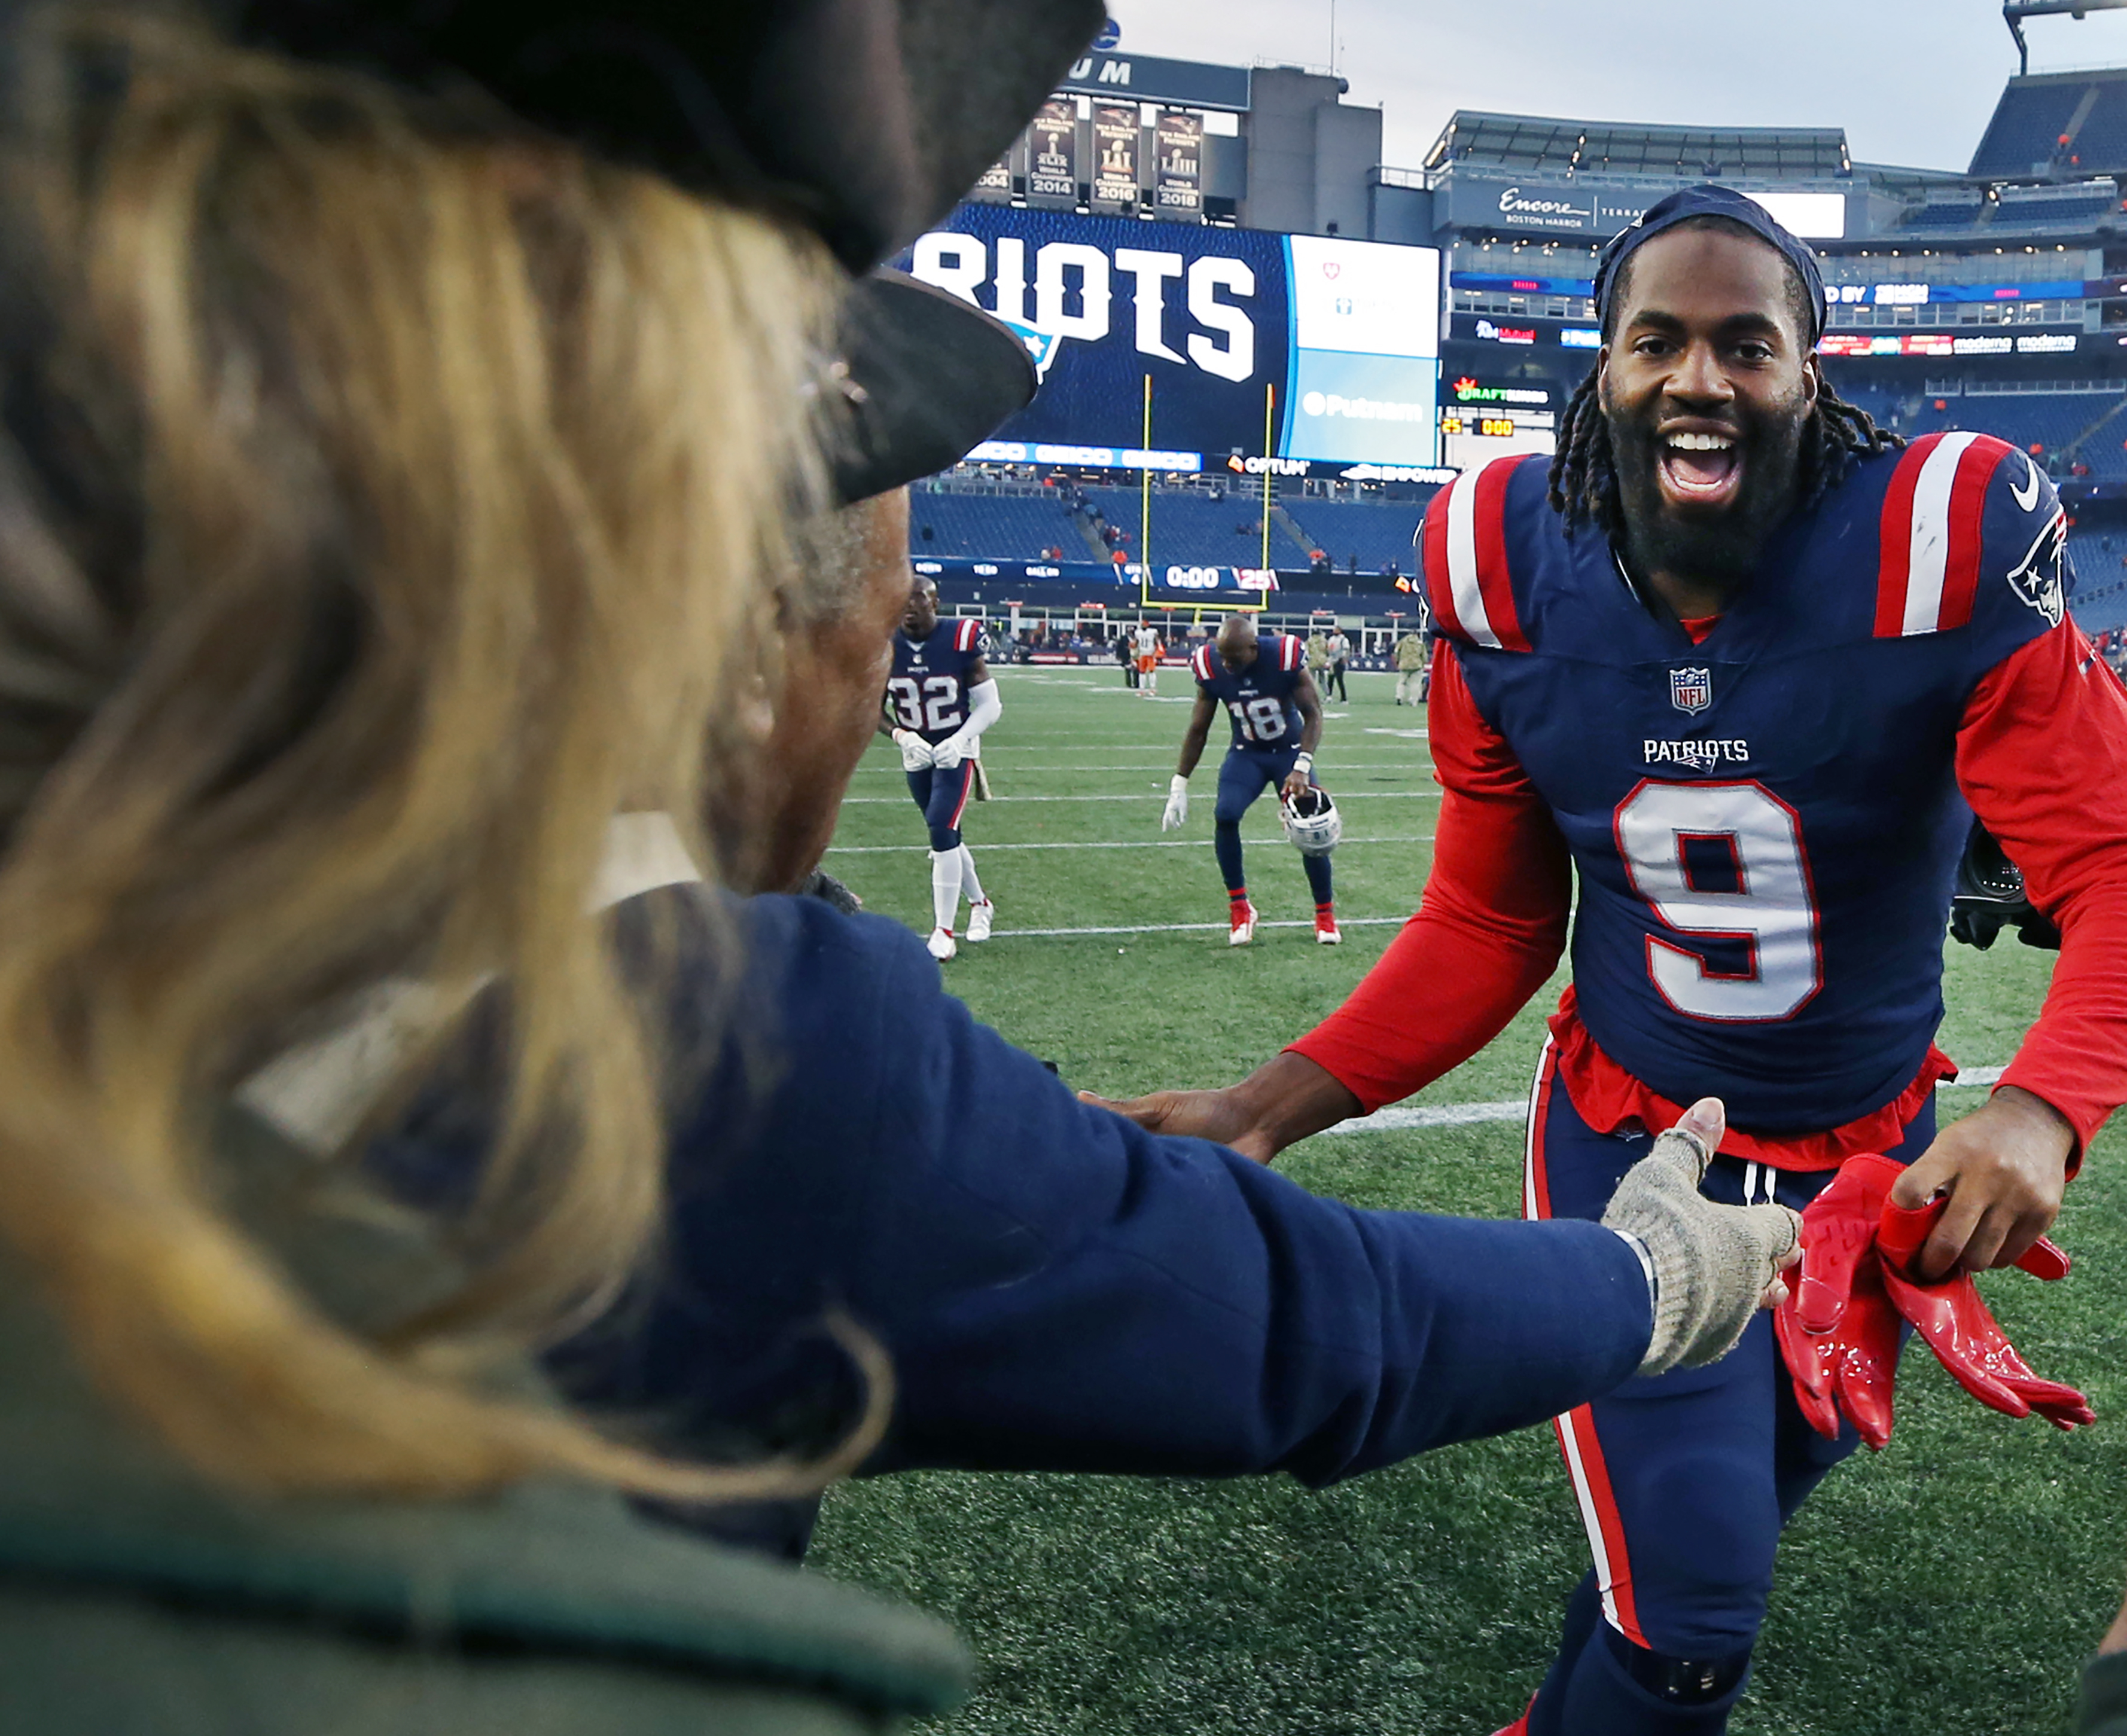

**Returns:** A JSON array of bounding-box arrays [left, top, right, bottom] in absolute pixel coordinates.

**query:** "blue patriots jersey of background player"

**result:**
[[1422, 431, 2071, 1136], [1190, 633, 1307, 753], [888, 617, 984, 743]]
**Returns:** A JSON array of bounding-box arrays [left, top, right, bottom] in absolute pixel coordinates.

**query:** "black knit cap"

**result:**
[[833, 270, 1035, 504], [221, 0, 1104, 275], [214, 1, 1087, 502], [1593, 184, 1829, 345]]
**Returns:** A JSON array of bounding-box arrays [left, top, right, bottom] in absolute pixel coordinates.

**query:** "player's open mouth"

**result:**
[[1659, 430, 1742, 510]]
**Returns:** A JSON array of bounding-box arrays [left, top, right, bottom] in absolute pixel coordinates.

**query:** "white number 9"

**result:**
[[1614, 780, 1822, 1023]]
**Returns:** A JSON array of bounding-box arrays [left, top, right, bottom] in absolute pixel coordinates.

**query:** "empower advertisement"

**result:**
[[903, 205, 1442, 470]]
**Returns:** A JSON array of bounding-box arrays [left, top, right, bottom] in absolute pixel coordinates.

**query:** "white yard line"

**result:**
[[839, 790, 1442, 804], [854, 762, 1433, 774], [1319, 1066, 2009, 1137], [828, 835, 1433, 855], [995, 917, 1410, 937]]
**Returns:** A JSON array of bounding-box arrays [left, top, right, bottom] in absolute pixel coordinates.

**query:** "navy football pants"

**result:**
[[906, 760, 977, 852], [1523, 1038, 1930, 1732], [1213, 746, 1331, 905]]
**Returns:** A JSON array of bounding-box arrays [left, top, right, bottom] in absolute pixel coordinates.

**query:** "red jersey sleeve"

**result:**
[[1286, 642, 1571, 1113], [1957, 618, 2127, 1159]]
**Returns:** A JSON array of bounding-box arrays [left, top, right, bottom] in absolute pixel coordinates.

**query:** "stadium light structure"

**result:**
[[2005, 0, 2127, 75]]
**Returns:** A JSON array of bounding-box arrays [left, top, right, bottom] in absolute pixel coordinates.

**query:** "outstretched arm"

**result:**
[[1092, 642, 1572, 1160]]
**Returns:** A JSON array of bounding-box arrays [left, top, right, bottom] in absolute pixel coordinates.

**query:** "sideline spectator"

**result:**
[[1394, 627, 1428, 705]]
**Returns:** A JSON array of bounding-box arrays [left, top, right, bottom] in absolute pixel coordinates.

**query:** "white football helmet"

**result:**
[[1281, 785, 1341, 855]]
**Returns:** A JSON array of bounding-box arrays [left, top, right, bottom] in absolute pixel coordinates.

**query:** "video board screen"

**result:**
[[902, 205, 1442, 469]]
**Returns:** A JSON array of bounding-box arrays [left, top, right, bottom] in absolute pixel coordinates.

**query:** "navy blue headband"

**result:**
[[1592, 184, 1827, 346]]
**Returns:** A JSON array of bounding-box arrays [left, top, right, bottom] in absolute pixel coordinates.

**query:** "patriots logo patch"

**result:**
[[2005, 505, 2068, 629], [1669, 666, 1713, 714], [1001, 316, 1065, 383]]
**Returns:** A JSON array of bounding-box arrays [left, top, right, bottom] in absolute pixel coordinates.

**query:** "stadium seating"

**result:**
[[1992, 185, 2117, 233], [906, 490, 1083, 560], [2071, 98, 2127, 175], [1968, 75, 2106, 176], [1279, 498, 1430, 575], [1901, 200, 1989, 234], [1078, 486, 1279, 567]]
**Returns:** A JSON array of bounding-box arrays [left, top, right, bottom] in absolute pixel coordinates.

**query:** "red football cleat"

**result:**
[[1314, 907, 1342, 945], [1227, 899, 1257, 946]]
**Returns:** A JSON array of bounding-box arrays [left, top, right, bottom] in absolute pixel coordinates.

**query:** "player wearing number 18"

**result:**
[[882, 576, 999, 960], [1098, 187, 2127, 1736], [1163, 612, 1339, 944]]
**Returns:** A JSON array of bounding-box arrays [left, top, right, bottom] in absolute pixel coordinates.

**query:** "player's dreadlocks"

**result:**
[[1546, 217, 1903, 542]]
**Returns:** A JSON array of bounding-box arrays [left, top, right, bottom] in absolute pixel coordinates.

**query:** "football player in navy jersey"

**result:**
[[1163, 612, 1339, 944], [1095, 187, 2127, 1736], [882, 574, 999, 960]]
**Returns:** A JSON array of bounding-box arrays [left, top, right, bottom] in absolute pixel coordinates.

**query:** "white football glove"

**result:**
[[1162, 775, 1189, 831], [931, 734, 967, 771], [892, 728, 935, 771]]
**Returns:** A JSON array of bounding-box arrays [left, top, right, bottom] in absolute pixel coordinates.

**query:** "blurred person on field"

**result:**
[[0, 0, 1102, 1728]]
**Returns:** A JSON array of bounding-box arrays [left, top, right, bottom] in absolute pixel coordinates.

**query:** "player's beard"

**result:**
[[1600, 381, 1810, 596]]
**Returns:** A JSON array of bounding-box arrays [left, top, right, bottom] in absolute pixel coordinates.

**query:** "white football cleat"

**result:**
[[926, 927, 957, 962], [966, 898, 995, 942], [1227, 901, 1257, 946]]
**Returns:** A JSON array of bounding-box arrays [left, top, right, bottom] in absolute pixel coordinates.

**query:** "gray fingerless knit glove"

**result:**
[[1602, 1122, 1802, 1377]]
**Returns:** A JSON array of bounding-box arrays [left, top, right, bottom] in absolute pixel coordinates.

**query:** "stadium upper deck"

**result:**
[[918, 23, 2127, 594]]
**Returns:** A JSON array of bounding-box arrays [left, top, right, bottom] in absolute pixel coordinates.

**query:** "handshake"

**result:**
[[894, 728, 968, 771]]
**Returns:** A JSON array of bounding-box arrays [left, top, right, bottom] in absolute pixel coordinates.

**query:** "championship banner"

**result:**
[[1091, 104, 1141, 214], [969, 148, 1013, 205], [1027, 97, 1080, 206], [1154, 111, 1203, 218]]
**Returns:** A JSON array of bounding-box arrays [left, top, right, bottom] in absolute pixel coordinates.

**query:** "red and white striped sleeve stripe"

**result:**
[[1420, 456, 1532, 654], [955, 618, 981, 653], [1191, 643, 1214, 681], [1281, 634, 1302, 672], [1875, 431, 2015, 638]]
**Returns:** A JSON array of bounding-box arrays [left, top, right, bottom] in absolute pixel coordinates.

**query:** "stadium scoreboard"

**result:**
[[903, 205, 1443, 474]]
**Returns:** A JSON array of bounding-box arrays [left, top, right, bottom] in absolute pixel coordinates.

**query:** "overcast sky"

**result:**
[[1110, 1, 2127, 174]]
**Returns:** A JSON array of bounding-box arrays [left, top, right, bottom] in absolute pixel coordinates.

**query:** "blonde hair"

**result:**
[[0, 7, 873, 1497]]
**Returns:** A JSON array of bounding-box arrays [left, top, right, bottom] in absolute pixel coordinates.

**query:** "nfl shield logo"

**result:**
[[1669, 667, 1712, 714]]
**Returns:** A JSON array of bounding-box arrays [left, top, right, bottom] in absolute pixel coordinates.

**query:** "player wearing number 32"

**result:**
[[883, 575, 998, 960], [1164, 612, 1339, 945], [1096, 187, 2127, 1736]]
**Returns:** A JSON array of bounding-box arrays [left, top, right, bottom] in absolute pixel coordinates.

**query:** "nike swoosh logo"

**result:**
[[2011, 454, 2042, 513]]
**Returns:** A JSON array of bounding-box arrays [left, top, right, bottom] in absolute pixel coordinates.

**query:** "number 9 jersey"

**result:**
[[888, 618, 986, 743], [1420, 437, 2082, 1134], [1191, 633, 1308, 749]]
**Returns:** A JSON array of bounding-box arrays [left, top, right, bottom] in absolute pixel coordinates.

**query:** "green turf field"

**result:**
[[809, 661, 2127, 1736]]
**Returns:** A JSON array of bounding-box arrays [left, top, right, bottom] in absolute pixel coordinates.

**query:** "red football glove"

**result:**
[[1873, 1193, 2093, 1433], [1776, 1154, 2094, 1447], [1776, 1154, 1903, 1450]]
